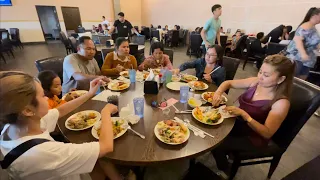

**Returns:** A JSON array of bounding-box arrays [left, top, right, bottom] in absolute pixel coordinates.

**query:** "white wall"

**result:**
[[142, 0, 320, 34]]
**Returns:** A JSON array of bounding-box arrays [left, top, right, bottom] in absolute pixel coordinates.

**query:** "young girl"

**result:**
[[0, 71, 124, 180], [38, 70, 76, 109]]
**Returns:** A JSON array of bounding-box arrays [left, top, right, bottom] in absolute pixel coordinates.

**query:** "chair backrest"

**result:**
[[272, 78, 320, 149], [129, 44, 138, 56], [9, 28, 20, 40], [163, 49, 174, 64], [68, 37, 78, 53], [190, 34, 203, 51], [151, 30, 160, 41], [132, 35, 145, 45], [101, 48, 114, 61], [111, 33, 118, 41], [171, 30, 180, 46], [78, 27, 85, 33], [266, 43, 287, 55], [222, 56, 240, 81], [98, 36, 111, 46], [183, 30, 189, 44], [220, 35, 228, 48], [35, 57, 64, 82], [235, 35, 248, 51], [59, 31, 68, 44], [1, 31, 9, 40], [92, 35, 100, 44], [179, 29, 184, 38]]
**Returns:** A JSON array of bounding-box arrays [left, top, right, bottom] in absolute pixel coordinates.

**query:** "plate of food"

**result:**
[[188, 81, 209, 90], [65, 110, 101, 131], [152, 69, 161, 75], [120, 71, 129, 78], [171, 75, 181, 82], [166, 82, 189, 91], [201, 92, 228, 104], [62, 90, 88, 101], [154, 120, 190, 145], [143, 72, 150, 79], [192, 107, 224, 125], [181, 74, 198, 82], [91, 117, 128, 140], [108, 81, 130, 91]]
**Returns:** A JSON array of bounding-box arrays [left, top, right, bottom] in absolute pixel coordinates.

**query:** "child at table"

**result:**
[[0, 71, 130, 180], [38, 70, 78, 109]]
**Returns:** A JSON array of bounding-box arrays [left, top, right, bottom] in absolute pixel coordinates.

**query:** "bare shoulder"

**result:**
[[272, 98, 290, 111]]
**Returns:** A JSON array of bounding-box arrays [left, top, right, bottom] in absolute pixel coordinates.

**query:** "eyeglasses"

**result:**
[[205, 53, 217, 58]]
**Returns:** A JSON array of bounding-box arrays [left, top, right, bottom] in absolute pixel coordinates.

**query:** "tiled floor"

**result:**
[[0, 42, 319, 180]]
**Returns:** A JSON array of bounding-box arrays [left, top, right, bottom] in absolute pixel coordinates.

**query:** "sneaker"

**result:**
[[125, 170, 136, 180], [315, 111, 320, 117], [213, 169, 229, 180]]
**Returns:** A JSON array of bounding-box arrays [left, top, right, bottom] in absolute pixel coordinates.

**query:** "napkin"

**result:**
[[158, 98, 179, 110], [145, 69, 155, 81], [92, 90, 120, 102], [218, 105, 237, 119]]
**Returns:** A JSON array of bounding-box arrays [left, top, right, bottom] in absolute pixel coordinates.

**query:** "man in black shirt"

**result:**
[[108, 12, 141, 38]]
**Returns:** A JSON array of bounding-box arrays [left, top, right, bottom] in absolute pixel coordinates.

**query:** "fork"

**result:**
[[126, 125, 145, 139]]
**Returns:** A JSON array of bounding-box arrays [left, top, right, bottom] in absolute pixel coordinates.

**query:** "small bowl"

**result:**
[[188, 97, 202, 108], [171, 75, 181, 82]]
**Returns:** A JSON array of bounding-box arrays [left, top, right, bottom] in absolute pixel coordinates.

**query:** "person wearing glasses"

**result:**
[[174, 45, 226, 85]]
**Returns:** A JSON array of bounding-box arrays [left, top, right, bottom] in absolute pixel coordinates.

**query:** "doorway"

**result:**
[[61, 7, 82, 34], [35, 6, 61, 42]]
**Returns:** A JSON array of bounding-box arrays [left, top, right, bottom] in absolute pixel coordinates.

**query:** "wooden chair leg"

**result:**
[[229, 157, 241, 180], [268, 155, 282, 179]]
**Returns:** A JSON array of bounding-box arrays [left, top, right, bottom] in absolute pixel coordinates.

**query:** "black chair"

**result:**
[[182, 29, 189, 46], [68, 37, 78, 53], [129, 44, 138, 56], [35, 57, 64, 82], [220, 35, 228, 50], [163, 49, 174, 64], [9, 28, 23, 49], [0, 39, 15, 62], [59, 31, 73, 54], [189, 34, 203, 58], [150, 30, 160, 42], [111, 33, 118, 42], [142, 27, 150, 40], [228, 78, 320, 180], [266, 43, 287, 55], [132, 35, 145, 45], [77, 27, 85, 33], [243, 38, 264, 70], [171, 30, 180, 47], [101, 48, 114, 61], [230, 35, 248, 59], [222, 56, 240, 94]]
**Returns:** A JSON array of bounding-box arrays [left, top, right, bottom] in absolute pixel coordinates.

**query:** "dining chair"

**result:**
[[243, 38, 264, 70], [266, 43, 287, 55], [101, 48, 114, 61], [150, 30, 160, 42], [171, 30, 180, 47], [189, 34, 203, 58], [35, 57, 65, 83], [59, 31, 73, 54], [68, 37, 78, 53], [231, 35, 248, 59], [227, 78, 320, 180], [0, 39, 15, 60], [129, 44, 138, 56], [9, 28, 23, 49], [132, 35, 145, 45], [222, 56, 240, 94], [163, 49, 174, 64]]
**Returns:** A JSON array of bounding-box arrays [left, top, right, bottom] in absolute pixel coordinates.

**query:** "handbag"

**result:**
[[0, 139, 50, 169]]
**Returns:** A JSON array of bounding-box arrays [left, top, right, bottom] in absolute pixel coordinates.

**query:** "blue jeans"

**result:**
[[295, 60, 310, 77]]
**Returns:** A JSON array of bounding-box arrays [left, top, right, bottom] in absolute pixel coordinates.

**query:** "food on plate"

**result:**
[[67, 112, 97, 129], [171, 75, 181, 82], [97, 119, 125, 137], [188, 97, 202, 108], [202, 92, 227, 104], [156, 120, 188, 144], [189, 81, 206, 89], [121, 71, 129, 77], [143, 72, 150, 79], [194, 107, 222, 124], [181, 75, 197, 82], [152, 69, 161, 75], [64, 91, 86, 102], [111, 81, 129, 90]]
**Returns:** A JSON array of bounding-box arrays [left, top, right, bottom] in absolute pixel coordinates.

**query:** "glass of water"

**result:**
[[133, 97, 144, 118], [180, 86, 189, 103], [129, 69, 136, 83]]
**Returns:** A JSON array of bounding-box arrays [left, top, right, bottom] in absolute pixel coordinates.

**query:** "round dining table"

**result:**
[[57, 81, 236, 166]]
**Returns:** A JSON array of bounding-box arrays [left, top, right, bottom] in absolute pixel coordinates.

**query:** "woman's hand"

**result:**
[[211, 91, 223, 107], [116, 64, 125, 72], [88, 78, 103, 96], [203, 73, 213, 83], [172, 69, 180, 75], [224, 106, 247, 118], [101, 103, 118, 116], [301, 53, 310, 61]]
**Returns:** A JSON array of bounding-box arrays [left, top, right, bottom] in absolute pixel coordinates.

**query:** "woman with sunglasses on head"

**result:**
[[210, 55, 295, 176], [174, 45, 226, 86], [286, 7, 320, 80], [0, 72, 126, 180]]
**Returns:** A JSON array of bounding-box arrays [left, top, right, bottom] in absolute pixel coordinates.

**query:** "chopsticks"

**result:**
[[209, 66, 221, 75]]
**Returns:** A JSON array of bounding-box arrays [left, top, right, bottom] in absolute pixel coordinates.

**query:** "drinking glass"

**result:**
[[165, 70, 172, 84], [133, 97, 144, 118], [129, 69, 136, 83], [180, 86, 189, 103]]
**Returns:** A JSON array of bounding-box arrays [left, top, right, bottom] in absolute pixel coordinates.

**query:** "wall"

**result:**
[[120, 0, 142, 27], [0, 0, 114, 42], [141, 0, 320, 34]]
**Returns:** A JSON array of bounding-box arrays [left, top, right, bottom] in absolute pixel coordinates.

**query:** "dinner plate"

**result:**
[[181, 74, 198, 82], [201, 92, 228, 104], [188, 81, 209, 91], [120, 71, 129, 78], [154, 120, 190, 145], [65, 110, 101, 131], [152, 69, 161, 75], [62, 90, 88, 100], [91, 117, 128, 140], [192, 107, 224, 125], [166, 82, 189, 91], [107, 81, 130, 91]]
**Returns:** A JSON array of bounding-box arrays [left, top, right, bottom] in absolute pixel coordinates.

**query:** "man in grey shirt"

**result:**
[[62, 36, 109, 94]]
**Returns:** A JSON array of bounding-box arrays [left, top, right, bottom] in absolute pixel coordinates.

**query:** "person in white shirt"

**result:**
[[0, 71, 124, 180], [101, 16, 110, 27]]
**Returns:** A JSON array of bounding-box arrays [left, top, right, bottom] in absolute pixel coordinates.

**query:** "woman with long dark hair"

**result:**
[[286, 7, 320, 80]]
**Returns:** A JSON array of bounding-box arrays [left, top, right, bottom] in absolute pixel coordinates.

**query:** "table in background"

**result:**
[[57, 82, 235, 166]]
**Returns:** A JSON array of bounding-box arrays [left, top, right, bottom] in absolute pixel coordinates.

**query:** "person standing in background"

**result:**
[[108, 12, 141, 38], [286, 7, 320, 80], [201, 4, 222, 52], [101, 16, 110, 28]]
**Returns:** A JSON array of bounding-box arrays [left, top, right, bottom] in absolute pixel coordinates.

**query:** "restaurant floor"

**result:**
[[0, 42, 319, 180]]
